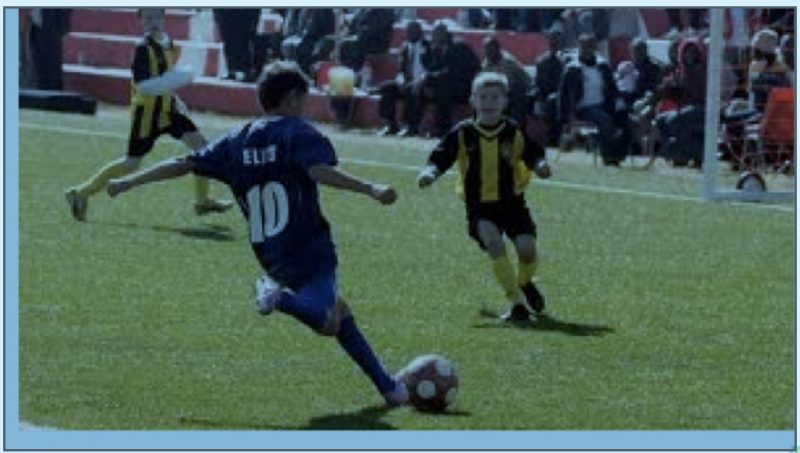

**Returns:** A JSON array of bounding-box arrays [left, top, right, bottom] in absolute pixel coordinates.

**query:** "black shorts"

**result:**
[[466, 195, 537, 249], [127, 112, 198, 157]]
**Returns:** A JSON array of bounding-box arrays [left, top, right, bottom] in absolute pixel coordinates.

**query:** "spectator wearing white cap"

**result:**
[[748, 28, 792, 112]]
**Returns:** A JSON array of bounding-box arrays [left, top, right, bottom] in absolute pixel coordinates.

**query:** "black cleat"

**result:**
[[521, 281, 546, 314], [499, 304, 532, 324]]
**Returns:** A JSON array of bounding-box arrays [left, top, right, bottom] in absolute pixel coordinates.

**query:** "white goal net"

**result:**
[[702, 8, 795, 203]]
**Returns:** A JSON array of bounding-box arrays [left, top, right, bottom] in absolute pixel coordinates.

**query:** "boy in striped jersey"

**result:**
[[65, 8, 232, 221], [418, 71, 552, 323]]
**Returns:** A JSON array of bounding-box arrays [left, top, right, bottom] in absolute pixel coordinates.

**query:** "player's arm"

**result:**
[[417, 130, 459, 188], [309, 164, 397, 205], [131, 43, 193, 96], [521, 133, 552, 179], [136, 69, 194, 95], [107, 156, 196, 197]]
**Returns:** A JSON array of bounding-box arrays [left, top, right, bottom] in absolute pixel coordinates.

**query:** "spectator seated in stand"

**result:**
[[531, 26, 566, 146], [558, 33, 628, 166], [482, 36, 533, 127], [625, 38, 663, 156], [281, 9, 337, 77], [636, 37, 683, 168], [338, 8, 396, 73], [375, 20, 432, 137], [615, 60, 639, 109], [748, 28, 792, 114], [653, 37, 708, 168], [404, 20, 481, 138], [718, 28, 793, 171]]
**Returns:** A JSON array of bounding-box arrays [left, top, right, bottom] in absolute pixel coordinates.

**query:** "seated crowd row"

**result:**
[[212, 8, 794, 168]]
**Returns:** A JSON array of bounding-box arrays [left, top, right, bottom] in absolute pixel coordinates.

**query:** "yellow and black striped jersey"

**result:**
[[129, 34, 176, 139], [426, 118, 546, 207]]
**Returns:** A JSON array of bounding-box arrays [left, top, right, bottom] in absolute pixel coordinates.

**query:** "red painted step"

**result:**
[[639, 9, 671, 38], [69, 8, 281, 41], [416, 8, 460, 23], [70, 8, 193, 40]]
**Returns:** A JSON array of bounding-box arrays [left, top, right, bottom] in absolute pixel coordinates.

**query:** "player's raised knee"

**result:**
[[516, 237, 537, 263], [317, 299, 352, 336]]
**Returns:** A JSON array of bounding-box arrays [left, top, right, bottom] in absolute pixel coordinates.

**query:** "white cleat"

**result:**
[[383, 378, 409, 407], [254, 274, 283, 315]]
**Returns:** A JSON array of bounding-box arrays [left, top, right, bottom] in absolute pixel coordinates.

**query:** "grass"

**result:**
[[16, 106, 795, 431]]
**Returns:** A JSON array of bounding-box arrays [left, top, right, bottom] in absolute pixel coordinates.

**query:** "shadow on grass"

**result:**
[[179, 405, 395, 430], [98, 221, 236, 242], [179, 405, 472, 430], [473, 309, 615, 337]]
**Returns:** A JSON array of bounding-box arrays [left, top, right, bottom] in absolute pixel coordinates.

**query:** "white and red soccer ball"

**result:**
[[398, 354, 459, 413]]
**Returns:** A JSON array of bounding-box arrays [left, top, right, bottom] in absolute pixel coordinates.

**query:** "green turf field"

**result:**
[[17, 107, 795, 430]]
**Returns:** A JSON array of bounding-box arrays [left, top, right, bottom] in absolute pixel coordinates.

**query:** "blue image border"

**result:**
[[4, 6, 796, 451]]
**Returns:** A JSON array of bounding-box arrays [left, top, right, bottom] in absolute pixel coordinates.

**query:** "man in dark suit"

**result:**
[[213, 9, 261, 82], [630, 38, 663, 101], [412, 21, 481, 137], [339, 8, 396, 72], [559, 33, 627, 165], [376, 20, 432, 136], [532, 27, 566, 146], [281, 9, 336, 76]]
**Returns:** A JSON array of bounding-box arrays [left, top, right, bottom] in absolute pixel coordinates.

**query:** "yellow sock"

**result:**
[[491, 254, 525, 304], [76, 160, 132, 197], [194, 175, 210, 203], [517, 259, 537, 286]]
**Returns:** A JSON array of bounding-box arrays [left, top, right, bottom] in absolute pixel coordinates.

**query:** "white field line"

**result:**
[[19, 421, 58, 430], [19, 122, 795, 213]]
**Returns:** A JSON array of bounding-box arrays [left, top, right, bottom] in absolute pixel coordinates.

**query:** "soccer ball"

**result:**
[[398, 354, 459, 413]]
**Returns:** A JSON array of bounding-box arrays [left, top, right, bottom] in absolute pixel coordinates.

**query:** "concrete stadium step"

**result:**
[[70, 8, 194, 40], [63, 32, 224, 77], [70, 8, 281, 41], [62, 64, 381, 127]]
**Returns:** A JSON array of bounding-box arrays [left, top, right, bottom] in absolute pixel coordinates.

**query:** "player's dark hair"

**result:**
[[257, 61, 310, 112]]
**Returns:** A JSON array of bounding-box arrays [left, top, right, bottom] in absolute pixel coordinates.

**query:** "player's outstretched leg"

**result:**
[[478, 220, 531, 323], [193, 176, 235, 215], [255, 272, 408, 406], [64, 188, 88, 222], [65, 156, 141, 221], [336, 311, 408, 407]]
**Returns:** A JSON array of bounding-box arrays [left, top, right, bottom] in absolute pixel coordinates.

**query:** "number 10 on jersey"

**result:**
[[247, 182, 289, 242]]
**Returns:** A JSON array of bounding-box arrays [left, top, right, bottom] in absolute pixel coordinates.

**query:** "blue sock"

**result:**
[[336, 316, 395, 394]]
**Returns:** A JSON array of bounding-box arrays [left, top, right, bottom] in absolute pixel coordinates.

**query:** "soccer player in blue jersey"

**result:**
[[106, 61, 408, 406]]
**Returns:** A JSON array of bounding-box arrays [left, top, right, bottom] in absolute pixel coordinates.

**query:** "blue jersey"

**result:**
[[189, 116, 338, 289]]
